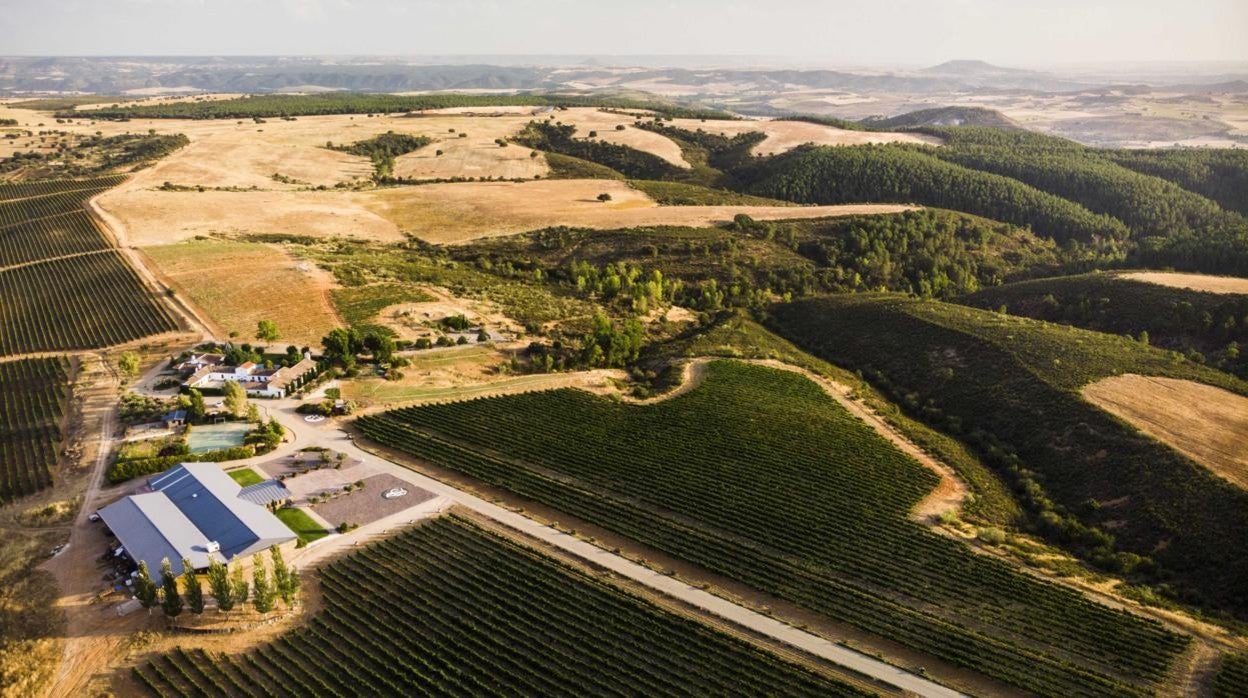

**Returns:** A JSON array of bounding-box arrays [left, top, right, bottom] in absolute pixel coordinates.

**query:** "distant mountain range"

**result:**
[[2, 56, 1244, 98]]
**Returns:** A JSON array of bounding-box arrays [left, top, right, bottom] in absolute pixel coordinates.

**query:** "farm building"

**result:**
[[183, 357, 317, 398], [98, 462, 297, 583]]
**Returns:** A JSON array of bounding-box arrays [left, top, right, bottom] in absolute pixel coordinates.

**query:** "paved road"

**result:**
[[262, 395, 965, 698]]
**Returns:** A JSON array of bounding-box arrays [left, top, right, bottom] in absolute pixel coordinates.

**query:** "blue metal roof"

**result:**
[[99, 463, 297, 584]]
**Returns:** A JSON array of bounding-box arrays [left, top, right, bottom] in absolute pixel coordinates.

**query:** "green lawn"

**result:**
[[227, 467, 264, 487], [275, 506, 328, 544]]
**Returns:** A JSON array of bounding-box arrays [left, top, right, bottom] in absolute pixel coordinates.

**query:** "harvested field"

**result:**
[[141, 239, 342, 346], [360, 178, 917, 244], [666, 117, 943, 155], [344, 365, 623, 411], [1083, 374, 1248, 491], [97, 189, 402, 245], [389, 112, 548, 180], [1119, 271, 1248, 295], [556, 108, 689, 167]]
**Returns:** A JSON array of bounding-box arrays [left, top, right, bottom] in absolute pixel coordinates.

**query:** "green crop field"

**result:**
[[132, 516, 864, 697], [0, 250, 179, 356], [357, 360, 1187, 697], [0, 357, 70, 502], [768, 294, 1248, 619]]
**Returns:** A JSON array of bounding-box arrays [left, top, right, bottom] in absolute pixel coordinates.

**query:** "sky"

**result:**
[[1, 0, 1245, 67]]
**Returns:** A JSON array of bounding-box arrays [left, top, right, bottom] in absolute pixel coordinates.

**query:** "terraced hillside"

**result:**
[[358, 361, 1188, 697], [768, 295, 1248, 618], [133, 516, 864, 698], [0, 177, 180, 356], [0, 357, 71, 502]]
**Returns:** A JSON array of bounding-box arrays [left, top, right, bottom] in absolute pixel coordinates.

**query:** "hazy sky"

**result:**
[[1, 0, 1245, 66]]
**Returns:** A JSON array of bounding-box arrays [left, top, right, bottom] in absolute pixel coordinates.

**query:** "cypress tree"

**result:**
[[207, 559, 233, 614], [251, 554, 276, 614], [159, 559, 183, 619], [134, 560, 158, 614], [230, 564, 249, 609], [182, 558, 205, 614]]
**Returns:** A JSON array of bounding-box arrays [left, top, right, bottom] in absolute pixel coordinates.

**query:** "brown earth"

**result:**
[[1083, 374, 1248, 490], [140, 239, 343, 347]]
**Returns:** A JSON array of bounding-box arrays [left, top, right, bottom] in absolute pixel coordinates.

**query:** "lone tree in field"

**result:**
[[597, 193, 612, 202], [251, 554, 277, 614], [117, 351, 140, 379], [206, 559, 233, 615], [182, 558, 205, 614], [256, 319, 281, 343], [134, 561, 158, 614], [223, 380, 248, 418], [159, 558, 183, 619]]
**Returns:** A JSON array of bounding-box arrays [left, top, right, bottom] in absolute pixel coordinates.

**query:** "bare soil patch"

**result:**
[[1120, 271, 1248, 295], [141, 239, 343, 346], [1083, 374, 1248, 490]]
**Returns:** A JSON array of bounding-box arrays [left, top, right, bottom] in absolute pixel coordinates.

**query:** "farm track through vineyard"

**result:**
[[0, 175, 182, 358], [357, 360, 1189, 697], [133, 516, 872, 698]]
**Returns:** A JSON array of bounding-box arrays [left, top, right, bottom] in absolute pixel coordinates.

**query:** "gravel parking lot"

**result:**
[[311, 474, 437, 527]]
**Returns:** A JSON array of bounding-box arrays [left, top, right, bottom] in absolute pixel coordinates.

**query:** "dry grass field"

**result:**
[[1083, 374, 1248, 491], [1119, 271, 1248, 295], [100, 178, 910, 246], [554, 108, 690, 167], [361, 178, 916, 244], [98, 188, 404, 245], [141, 239, 342, 346], [665, 117, 943, 155]]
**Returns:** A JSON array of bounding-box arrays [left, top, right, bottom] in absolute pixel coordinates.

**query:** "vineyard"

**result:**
[[132, 515, 864, 697], [768, 295, 1248, 619], [357, 361, 1188, 697], [1214, 654, 1248, 698], [0, 175, 127, 201], [0, 250, 179, 356], [0, 180, 124, 227], [0, 175, 181, 356], [0, 357, 71, 502], [0, 211, 111, 268]]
